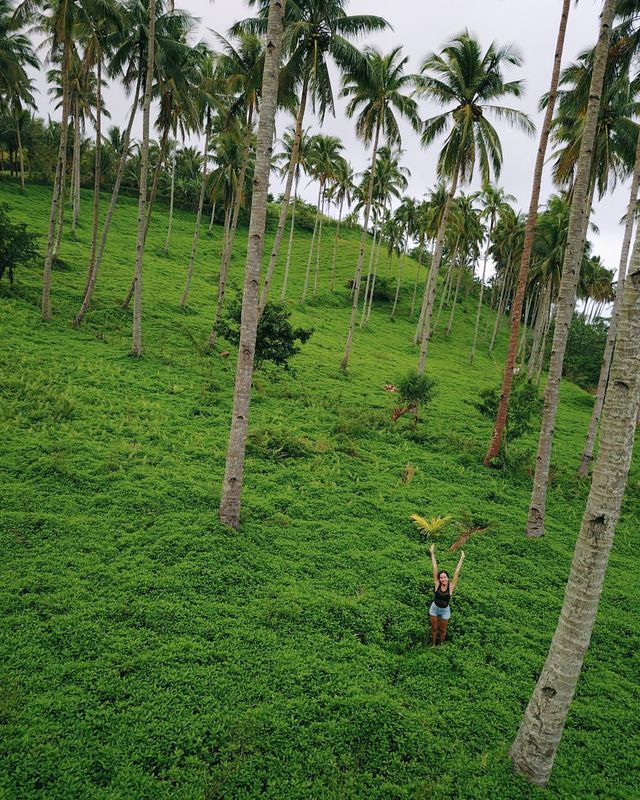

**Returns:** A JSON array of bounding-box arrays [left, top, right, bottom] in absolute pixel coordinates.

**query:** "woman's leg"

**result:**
[[438, 618, 449, 644], [430, 614, 438, 646]]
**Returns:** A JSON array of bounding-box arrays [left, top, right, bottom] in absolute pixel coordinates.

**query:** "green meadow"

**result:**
[[1, 183, 639, 799]]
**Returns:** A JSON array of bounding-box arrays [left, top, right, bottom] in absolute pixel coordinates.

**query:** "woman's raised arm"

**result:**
[[450, 551, 465, 595], [429, 543, 439, 590]]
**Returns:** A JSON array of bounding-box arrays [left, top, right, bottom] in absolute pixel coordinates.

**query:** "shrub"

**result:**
[[474, 374, 543, 462], [0, 204, 39, 286], [563, 315, 609, 389], [216, 301, 313, 371], [392, 372, 437, 426]]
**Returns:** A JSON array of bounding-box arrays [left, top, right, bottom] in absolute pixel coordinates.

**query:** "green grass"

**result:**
[[1, 181, 639, 800]]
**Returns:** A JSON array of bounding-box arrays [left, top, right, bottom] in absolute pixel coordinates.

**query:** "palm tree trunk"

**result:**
[[526, 0, 615, 537], [360, 222, 378, 327], [340, 118, 381, 370], [417, 169, 459, 375], [219, 0, 285, 530], [279, 171, 299, 302], [409, 236, 427, 318], [445, 264, 463, 337], [528, 281, 550, 379], [180, 121, 211, 307], [329, 196, 343, 292], [260, 72, 310, 308], [86, 55, 103, 296], [164, 151, 177, 253], [535, 301, 554, 385], [313, 188, 326, 297], [578, 131, 640, 475], [208, 204, 233, 347], [71, 98, 80, 235], [391, 249, 406, 318], [75, 75, 141, 326], [517, 290, 534, 364], [131, 0, 156, 357], [301, 183, 322, 303], [15, 110, 25, 193], [365, 228, 383, 323], [42, 39, 72, 321], [470, 246, 490, 364], [489, 264, 511, 353], [484, 0, 572, 464], [511, 258, 640, 787]]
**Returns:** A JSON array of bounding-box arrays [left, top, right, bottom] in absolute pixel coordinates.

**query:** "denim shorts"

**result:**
[[429, 602, 451, 620]]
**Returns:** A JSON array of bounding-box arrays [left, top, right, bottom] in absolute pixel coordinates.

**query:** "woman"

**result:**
[[429, 543, 464, 645]]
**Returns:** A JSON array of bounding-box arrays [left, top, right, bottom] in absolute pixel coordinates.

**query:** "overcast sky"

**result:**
[[30, 0, 629, 280]]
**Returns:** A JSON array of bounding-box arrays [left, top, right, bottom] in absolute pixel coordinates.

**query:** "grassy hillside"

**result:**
[[1, 182, 639, 800]]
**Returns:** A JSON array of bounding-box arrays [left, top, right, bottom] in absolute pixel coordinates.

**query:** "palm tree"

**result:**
[[511, 225, 640, 786], [470, 184, 515, 363], [268, 125, 314, 303], [131, 0, 156, 357], [391, 195, 416, 317], [180, 51, 224, 308], [414, 31, 534, 374], [75, 0, 196, 325], [0, 0, 37, 192], [339, 45, 420, 369], [300, 133, 345, 302], [328, 157, 354, 293], [526, 0, 617, 537], [239, 0, 389, 310], [219, 0, 285, 530]]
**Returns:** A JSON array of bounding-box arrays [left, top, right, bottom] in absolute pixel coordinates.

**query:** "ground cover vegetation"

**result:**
[[1, 181, 639, 800], [2, 0, 640, 795]]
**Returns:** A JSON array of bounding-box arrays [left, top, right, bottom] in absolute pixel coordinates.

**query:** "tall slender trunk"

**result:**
[[71, 98, 80, 235], [279, 170, 299, 302], [260, 72, 309, 308], [409, 236, 426, 318], [86, 55, 103, 293], [391, 249, 406, 318], [75, 76, 141, 326], [489, 259, 513, 353], [578, 131, 640, 475], [528, 281, 550, 379], [365, 228, 383, 323], [164, 150, 177, 253], [517, 290, 534, 364], [340, 119, 381, 370], [131, 0, 156, 357], [511, 260, 640, 787], [535, 301, 554, 385], [445, 264, 464, 337], [484, 0, 572, 464], [180, 121, 211, 307], [417, 170, 459, 374], [313, 186, 326, 297], [359, 222, 378, 327], [208, 204, 233, 347], [526, 0, 615, 537], [219, 0, 285, 530], [15, 110, 25, 192], [470, 245, 490, 364], [301, 183, 322, 303], [329, 196, 344, 292], [42, 39, 72, 321]]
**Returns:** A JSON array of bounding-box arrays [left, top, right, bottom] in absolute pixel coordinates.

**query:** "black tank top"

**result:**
[[434, 585, 450, 608]]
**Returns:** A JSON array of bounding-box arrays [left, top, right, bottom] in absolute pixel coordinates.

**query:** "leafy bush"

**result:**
[[392, 372, 437, 425], [563, 315, 609, 389], [345, 276, 394, 302], [0, 204, 39, 286], [474, 374, 543, 462], [216, 301, 313, 371]]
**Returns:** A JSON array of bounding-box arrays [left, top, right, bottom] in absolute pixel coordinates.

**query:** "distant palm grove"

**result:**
[[1, 0, 640, 797]]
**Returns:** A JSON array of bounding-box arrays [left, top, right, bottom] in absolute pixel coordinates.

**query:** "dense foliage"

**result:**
[[0, 203, 38, 285], [562, 315, 609, 389]]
